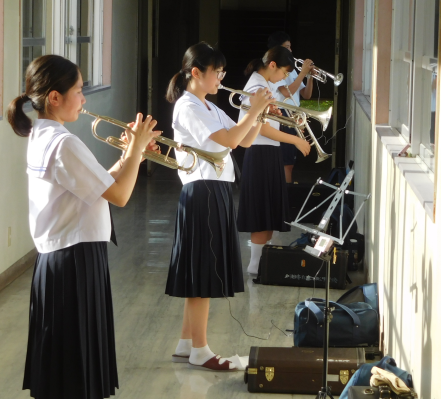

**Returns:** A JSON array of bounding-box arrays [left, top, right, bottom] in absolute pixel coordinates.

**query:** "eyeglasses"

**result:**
[[216, 70, 226, 80], [283, 71, 290, 78]]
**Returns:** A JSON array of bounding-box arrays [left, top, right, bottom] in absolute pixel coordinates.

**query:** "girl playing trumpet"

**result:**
[[165, 42, 272, 371], [237, 46, 311, 274]]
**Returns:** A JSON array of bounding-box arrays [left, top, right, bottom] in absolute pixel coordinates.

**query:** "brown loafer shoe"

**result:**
[[188, 355, 237, 372], [172, 354, 190, 363]]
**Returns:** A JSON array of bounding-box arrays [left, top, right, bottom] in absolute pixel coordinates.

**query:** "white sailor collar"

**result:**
[[27, 119, 73, 178]]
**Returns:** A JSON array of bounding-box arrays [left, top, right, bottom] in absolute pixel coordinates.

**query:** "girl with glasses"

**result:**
[[237, 46, 311, 275], [165, 42, 272, 371]]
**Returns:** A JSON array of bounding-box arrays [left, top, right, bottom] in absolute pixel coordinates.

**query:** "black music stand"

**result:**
[[288, 168, 370, 399]]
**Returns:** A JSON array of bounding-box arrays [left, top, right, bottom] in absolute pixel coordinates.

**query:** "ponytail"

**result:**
[[166, 70, 191, 103], [7, 94, 33, 137], [244, 46, 295, 76], [244, 59, 264, 76], [166, 42, 226, 103], [7, 54, 79, 138]]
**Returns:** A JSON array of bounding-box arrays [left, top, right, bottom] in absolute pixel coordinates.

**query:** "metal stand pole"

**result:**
[[316, 257, 334, 399]]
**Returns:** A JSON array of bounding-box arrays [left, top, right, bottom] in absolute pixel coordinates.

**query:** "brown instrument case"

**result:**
[[245, 346, 365, 395]]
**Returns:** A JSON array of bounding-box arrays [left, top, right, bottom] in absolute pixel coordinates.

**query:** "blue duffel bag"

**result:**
[[338, 283, 378, 313], [339, 356, 413, 399], [294, 298, 379, 347]]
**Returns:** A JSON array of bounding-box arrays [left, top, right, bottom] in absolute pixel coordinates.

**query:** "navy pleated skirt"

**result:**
[[165, 180, 244, 298], [23, 242, 118, 399], [237, 145, 291, 233]]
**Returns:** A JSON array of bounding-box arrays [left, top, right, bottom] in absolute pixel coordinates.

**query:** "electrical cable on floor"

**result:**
[[199, 158, 287, 341]]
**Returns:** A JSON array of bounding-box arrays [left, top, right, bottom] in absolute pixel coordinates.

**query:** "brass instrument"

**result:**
[[80, 109, 230, 177], [293, 57, 344, 86], [283, 86, 331, 163], [218, 84, 332, 132]]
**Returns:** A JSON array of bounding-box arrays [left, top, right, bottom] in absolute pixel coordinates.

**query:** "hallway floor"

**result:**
[[0, 166, 363, 399]]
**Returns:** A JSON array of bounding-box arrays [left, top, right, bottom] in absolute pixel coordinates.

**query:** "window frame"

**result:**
[[21, 0, 47, 92], [52, 0, 105, 90], [362, 0, 374, 97], [389, 0, 439, 172]]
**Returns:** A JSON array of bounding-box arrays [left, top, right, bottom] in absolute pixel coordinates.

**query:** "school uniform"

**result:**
[[165, 91, 244, 298], [236, 72, 291, 233], [23, 119, 118, 399], [269, 69, 306, 166]]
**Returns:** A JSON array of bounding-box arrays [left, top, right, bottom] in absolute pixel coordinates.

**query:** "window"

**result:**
[[389, 0, 439, 171], [22, 0, 46, 91], [65, 0, 103, 87], [389, 0, 414, 141], [362, 0, 374, 97]]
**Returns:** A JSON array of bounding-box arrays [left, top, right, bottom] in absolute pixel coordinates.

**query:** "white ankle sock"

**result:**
[[189, 345, 215, 365], [175, 339, 192, 356], [270, 231, 282, 245], [247, 243, 264, 274]]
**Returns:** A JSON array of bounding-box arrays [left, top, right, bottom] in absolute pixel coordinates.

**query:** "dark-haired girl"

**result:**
[[237, 46, 311, 274], [165, 42, 272, 371], [8, 54, 160, 399]]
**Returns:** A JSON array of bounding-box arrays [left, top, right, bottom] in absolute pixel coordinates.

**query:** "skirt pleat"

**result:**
[[165, 180, 244, 298], [23, 242, 118, 399], [237, 145, 291, 233]]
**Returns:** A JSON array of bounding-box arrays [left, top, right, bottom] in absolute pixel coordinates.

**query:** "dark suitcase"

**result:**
[[258, 245, 348, 289], [245, 346, 365, 395]]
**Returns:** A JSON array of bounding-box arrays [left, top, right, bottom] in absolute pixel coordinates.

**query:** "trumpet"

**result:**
[[80, 109, 230, 177], [218, 84, 332, 132], [293, 57, 344, 86], [283, 86, 331, 163]]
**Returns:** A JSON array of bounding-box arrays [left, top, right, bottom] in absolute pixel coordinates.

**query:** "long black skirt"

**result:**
[[165, 180, 244, 298], [237, 145, 291, 233], [23, 242, 118, 399]]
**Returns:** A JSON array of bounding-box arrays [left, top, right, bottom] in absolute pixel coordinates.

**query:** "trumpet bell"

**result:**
[[334, 73, 344, 87]]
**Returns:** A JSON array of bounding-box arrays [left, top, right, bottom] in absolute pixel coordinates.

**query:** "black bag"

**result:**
[[257, 245, 349, 289], [327, 203, 358, 249], [294, 298, 379, 347], [348, 386, 417, 399], [326, 166, 355, 210], [287, 182, 336, 224]]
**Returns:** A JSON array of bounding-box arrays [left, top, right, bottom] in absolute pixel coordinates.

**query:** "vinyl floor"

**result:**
[[0, 166, 365, 399]]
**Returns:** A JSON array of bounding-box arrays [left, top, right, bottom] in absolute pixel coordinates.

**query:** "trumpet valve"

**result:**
[[107, 136, 128, 150]]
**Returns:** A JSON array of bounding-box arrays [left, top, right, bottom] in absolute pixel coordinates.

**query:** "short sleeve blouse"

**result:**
[[27, 119, 115, 253], [172, 91, 235, 184], [238, 72, 280, 146]]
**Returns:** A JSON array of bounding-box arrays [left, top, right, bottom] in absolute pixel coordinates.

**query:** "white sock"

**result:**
[[189, 345, 215, 365], [270, 231, 282, 245], [175, 339, 192, 356], [247, 243, 264, 274]]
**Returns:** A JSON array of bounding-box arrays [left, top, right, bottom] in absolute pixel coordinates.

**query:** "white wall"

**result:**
[[351, 97, 441, 399], [0, 0, 140, 275]]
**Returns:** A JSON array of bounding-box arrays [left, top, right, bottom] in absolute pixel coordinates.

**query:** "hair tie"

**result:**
[[21, 93, 30, 102]]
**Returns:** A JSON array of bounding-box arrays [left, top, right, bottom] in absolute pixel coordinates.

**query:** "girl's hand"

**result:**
[[121, 121, 161, 162], [295, 138, 311, 157], [129, 113, 162, 152], [300, 59, 314, 77], [249, 88, 273, 114], [269, 104, 282, 116]]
